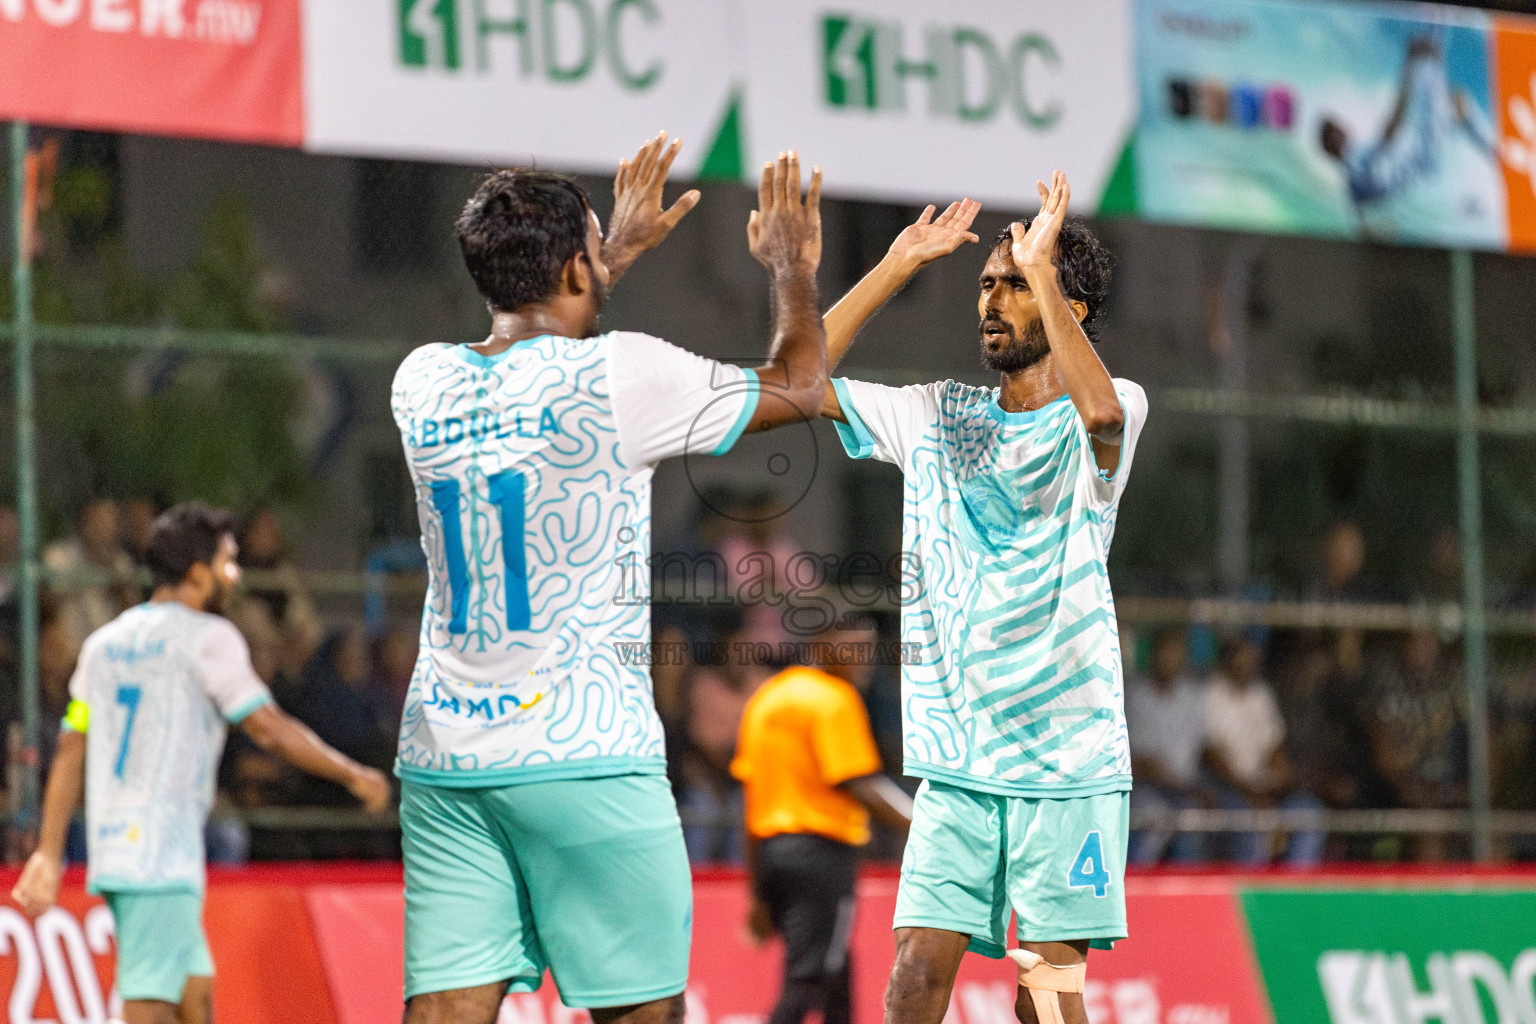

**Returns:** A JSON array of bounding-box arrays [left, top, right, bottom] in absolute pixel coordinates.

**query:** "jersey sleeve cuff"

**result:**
[[1095, 391, 1134, 484], [832, 379, 877, 459], [710, 368, 760, 456], [224, 693, 271, 725]]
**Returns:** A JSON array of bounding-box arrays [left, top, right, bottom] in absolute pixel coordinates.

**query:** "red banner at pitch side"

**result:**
[[0, 865, 1273, 1024], [0, 0, 302, 145]]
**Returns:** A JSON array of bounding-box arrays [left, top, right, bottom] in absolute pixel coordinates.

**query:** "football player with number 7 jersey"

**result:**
[[11, 502, 391, 1024], [389, 136, 827, 1024]]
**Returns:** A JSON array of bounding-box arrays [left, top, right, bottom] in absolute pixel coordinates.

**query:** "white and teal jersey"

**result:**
[[391, 332, 759, 787], [832, 377, 1148, 798], [67, 603, 272, 894]]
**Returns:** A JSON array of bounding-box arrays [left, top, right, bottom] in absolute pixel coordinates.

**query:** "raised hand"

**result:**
[[1011, 170, 1071, 275], [603, 131, 702, 281], [888, 198, 981, 270], [747, 151, 822, 274]]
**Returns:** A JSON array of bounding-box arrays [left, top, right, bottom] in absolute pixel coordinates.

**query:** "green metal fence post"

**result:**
[[9, 121, 39, 833], [1451, 249, 1491, 863]]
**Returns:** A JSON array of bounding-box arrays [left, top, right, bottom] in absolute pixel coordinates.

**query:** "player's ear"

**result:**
[[564, 251, 592, 297], [1069, 299, 1088, 324]]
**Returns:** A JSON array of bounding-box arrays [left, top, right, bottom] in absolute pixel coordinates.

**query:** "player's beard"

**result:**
[[205, 579, 233, 616], [978, 315, 1050, 373], [580, 280, 610, 339]]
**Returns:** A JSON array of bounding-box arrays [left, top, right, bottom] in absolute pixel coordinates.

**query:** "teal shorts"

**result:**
[[401, 773, 693, 1006], [895, 780, 1129, 957], [103, 890, 214, 1004]]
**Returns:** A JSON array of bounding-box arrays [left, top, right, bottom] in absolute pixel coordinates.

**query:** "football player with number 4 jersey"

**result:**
[[11, 502, 390, 1024], [819, 172, 1145, 1024], [390, 137, 827, 1024]]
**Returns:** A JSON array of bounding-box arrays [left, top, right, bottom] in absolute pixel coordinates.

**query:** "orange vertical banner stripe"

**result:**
[[1494, 15, 1536, 253]]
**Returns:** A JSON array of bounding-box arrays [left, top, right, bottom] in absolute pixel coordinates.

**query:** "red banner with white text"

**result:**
[[0, 0, 302, 144], [0, 866, 1276, 1024]]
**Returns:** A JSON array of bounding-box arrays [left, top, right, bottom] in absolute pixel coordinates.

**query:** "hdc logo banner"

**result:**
[[303, 0, 738, 176], [1242, 889, 1536, 1024], [740, 0, 1136, 211]]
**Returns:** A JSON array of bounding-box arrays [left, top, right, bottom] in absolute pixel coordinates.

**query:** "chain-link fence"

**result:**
[[6, 124, 1536, 864]]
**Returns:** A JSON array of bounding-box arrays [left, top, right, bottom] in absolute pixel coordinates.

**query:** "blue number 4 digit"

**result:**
[[114, 685, 142, 779], [429, 472, 531, 635], [1068, 831, 1111, 898]]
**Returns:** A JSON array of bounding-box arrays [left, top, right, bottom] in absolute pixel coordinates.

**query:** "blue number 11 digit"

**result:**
[[429, 472, 531, 635], [114, 685, 141, 779]]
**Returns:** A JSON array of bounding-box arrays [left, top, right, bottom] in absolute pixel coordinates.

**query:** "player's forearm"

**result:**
[[600, 242, 641, 287], [245, 706, 368, 790], [825, 253, 918, 373], [1023, 266, 1123, 440], [755, 265, 828, 428], [841, 773, 914, 831], [36, 731, 86, 861]]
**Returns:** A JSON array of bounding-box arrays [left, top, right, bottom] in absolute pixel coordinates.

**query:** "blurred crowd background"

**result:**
[[4, 127, 1536, 865], [0, 488, 1532, 867]]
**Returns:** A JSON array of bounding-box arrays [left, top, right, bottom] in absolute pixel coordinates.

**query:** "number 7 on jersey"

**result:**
[[114, 684, 141, 779]]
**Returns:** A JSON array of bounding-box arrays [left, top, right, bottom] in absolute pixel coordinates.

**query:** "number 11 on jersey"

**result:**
[[428, 471, 532, 635]]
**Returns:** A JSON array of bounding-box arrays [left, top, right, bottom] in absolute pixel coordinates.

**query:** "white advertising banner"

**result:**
[[302, 0, 741, 175], [300, 0, 1136, 211], [737, 0, 1137, 210]]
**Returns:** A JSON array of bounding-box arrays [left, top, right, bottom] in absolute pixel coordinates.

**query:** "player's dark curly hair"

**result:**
[[457, 169, 592, 313], [992, 219, 1115, 341], [145, 501, 236, 589]]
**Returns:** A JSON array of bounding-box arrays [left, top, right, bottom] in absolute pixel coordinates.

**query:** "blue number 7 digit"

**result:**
[[429, 472, 531, 635], [1067, 831, 1111, 898], [114, 685, 142, 779]]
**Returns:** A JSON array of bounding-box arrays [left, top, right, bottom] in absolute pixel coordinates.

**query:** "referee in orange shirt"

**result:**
[[731, 614, 913, 1024]]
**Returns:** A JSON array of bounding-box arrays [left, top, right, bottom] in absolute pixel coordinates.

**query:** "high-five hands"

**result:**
[[604, 131, 702, 281], [888, 198, 982, 271], [1011, 170, 1070, 276], [748, 151, 823, 274]]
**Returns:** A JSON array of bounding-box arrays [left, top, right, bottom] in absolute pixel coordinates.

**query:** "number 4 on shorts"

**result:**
[[1068, 831, 1111, 898]]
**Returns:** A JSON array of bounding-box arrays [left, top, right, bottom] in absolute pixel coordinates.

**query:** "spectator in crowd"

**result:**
[[699, 487, 804, 648], [678, 617, 774, 862], [369, 623, 417, 741], [117, 496, 160, 569], [36, 592, 76, 769], [1308, 520, 1392, 603], [1271, 630, 1378, 813], [226, 591, 304, 721], [1490, 664, 1536, 859], [1360, 629, 1467, 859], [236, 507, 323, 682], [1125, 626, 1209, 863], [297, 624, 394, 776], [285, 625, 400, 859], [0, 505, 20, 604], [1420, 525, 1462, 604], [1204, 635, 1326, 866], [43, 496, 137, 659]]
